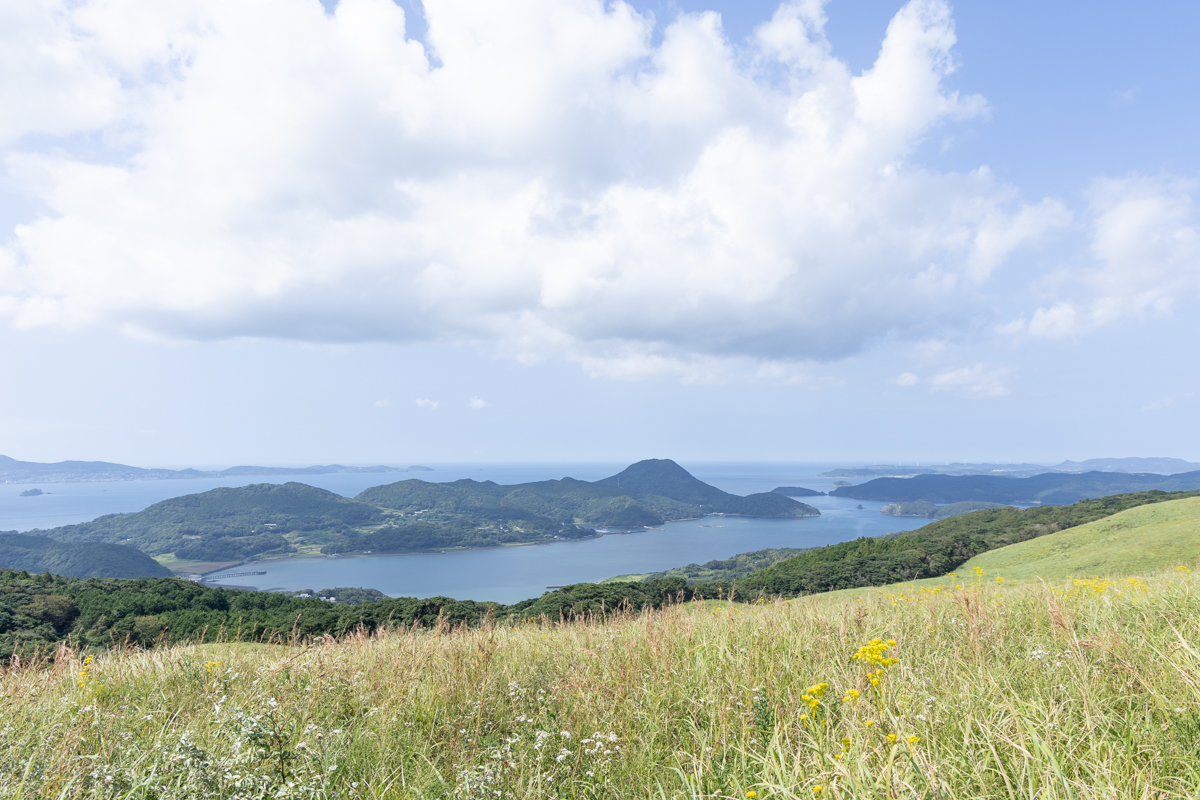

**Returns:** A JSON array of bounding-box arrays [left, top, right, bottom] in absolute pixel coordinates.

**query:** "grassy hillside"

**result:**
[[957, 495, 1200, 581], [728, 489, 1199, 597], [4, 567, 1199, 798]]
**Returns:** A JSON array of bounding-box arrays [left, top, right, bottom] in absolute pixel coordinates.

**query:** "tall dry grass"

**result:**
[[2, 568, 1200, 799]]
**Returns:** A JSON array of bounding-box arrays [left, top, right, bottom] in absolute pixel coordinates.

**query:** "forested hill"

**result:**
[[830, 470, 1200, 505], [40, 482, 384, 559], [0, 535, 171, 579], [357, 459, 817, 527]]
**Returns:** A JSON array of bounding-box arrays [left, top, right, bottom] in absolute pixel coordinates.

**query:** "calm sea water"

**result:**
[[0, 462, 927, 603]]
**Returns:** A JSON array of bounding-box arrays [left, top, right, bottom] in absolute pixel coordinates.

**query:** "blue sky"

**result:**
[[1, 0, 1197, 466]]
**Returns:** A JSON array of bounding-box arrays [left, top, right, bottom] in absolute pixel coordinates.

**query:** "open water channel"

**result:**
[[1, 462, 928, 604]]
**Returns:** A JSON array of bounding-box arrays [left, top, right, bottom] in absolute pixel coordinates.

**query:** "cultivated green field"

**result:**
[[3, 566, 1200, 798], [957, 495, 1200, 582]]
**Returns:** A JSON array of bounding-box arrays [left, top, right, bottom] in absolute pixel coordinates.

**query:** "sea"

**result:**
[[0, 462, 928, 604]]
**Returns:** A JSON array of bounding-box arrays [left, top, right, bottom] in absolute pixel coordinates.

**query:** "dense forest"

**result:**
[[0, 534, 171, 579], [0, 570, 692, 662]]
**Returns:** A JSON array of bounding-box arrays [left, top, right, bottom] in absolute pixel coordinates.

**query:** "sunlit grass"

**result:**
[[3, 568, 1200, 798]]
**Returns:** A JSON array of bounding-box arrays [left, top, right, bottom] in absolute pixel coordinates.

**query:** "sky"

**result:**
[[1, 0, 1198, 466]]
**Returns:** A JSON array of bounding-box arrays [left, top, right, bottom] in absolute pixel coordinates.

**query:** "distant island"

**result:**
[[18, 488, 45, 497], [770, 486, 826, 497], [0, 454, 433, 484], [17, 459, 820, 577], [820, 456, 1200, 479], [832, 470, 1200, 505]]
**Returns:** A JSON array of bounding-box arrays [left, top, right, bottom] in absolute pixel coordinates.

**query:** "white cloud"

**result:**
[[928, 364, 1011, 398], [1010, 176, 1200, 341], [0, 0, 1068, 379], [469, 397, 489, 409], [373, 399, 391, 407], [895, 371, 920, 386], [414, 398, 439, 409]]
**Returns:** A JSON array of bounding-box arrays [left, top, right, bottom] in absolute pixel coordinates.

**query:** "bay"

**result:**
[[207, 494, 925, 603], [0, 461, 929, 603]]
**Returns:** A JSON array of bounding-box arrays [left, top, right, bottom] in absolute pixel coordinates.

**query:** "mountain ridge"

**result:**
[[0, 454, 431, 484]]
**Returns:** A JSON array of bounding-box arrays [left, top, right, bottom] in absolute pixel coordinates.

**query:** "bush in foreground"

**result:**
[[2, 567, 1200, 798]]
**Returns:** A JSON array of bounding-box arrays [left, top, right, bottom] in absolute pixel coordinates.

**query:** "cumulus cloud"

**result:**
[[0, 0, 1068, 379], [895, 372, 920, 386], [469, 397, 489, 409], [1006, 175, 1200, 341], [373, 399, 392, 407], [414, 398, 439, 409]]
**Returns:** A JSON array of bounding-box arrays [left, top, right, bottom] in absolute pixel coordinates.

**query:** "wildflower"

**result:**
[[907, 735, 920, 745], [842, 689, 860, 703], [747, 792, 757, 798], [812, 786, 823, 796], [852, 639, 899, 669], [841, 737, 851, 749], [865, 720, 876, 727], [1177, 565, 1191, 573], [886, 733, 898, 744]]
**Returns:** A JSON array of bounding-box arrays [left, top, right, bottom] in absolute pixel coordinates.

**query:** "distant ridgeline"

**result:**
[[820, 457, 1200, 479], [831, 470, 1200, 505], [16, 459, 818, 574], [0, 454, 432, 484]]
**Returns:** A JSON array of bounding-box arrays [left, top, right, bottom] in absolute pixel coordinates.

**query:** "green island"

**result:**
[[10, 459, 818, 574]]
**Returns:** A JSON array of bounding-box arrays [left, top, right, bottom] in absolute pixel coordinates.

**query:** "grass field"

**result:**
[[4, 565, 1200, 798], [956, 495, 1200, 582]]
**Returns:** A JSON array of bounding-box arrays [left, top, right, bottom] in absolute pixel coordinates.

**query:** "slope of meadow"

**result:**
[[3, 568, 1200, 798], [958, 495, 1200, 582]]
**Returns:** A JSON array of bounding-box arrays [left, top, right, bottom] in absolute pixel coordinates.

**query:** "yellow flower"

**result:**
[[841, 737, 851, 749], [746, 792, 757, 798], [886, 733, 898, 744], [907, 735, 920, 745], [812, 786, 823, 796], [865, 720, 876, 727]]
